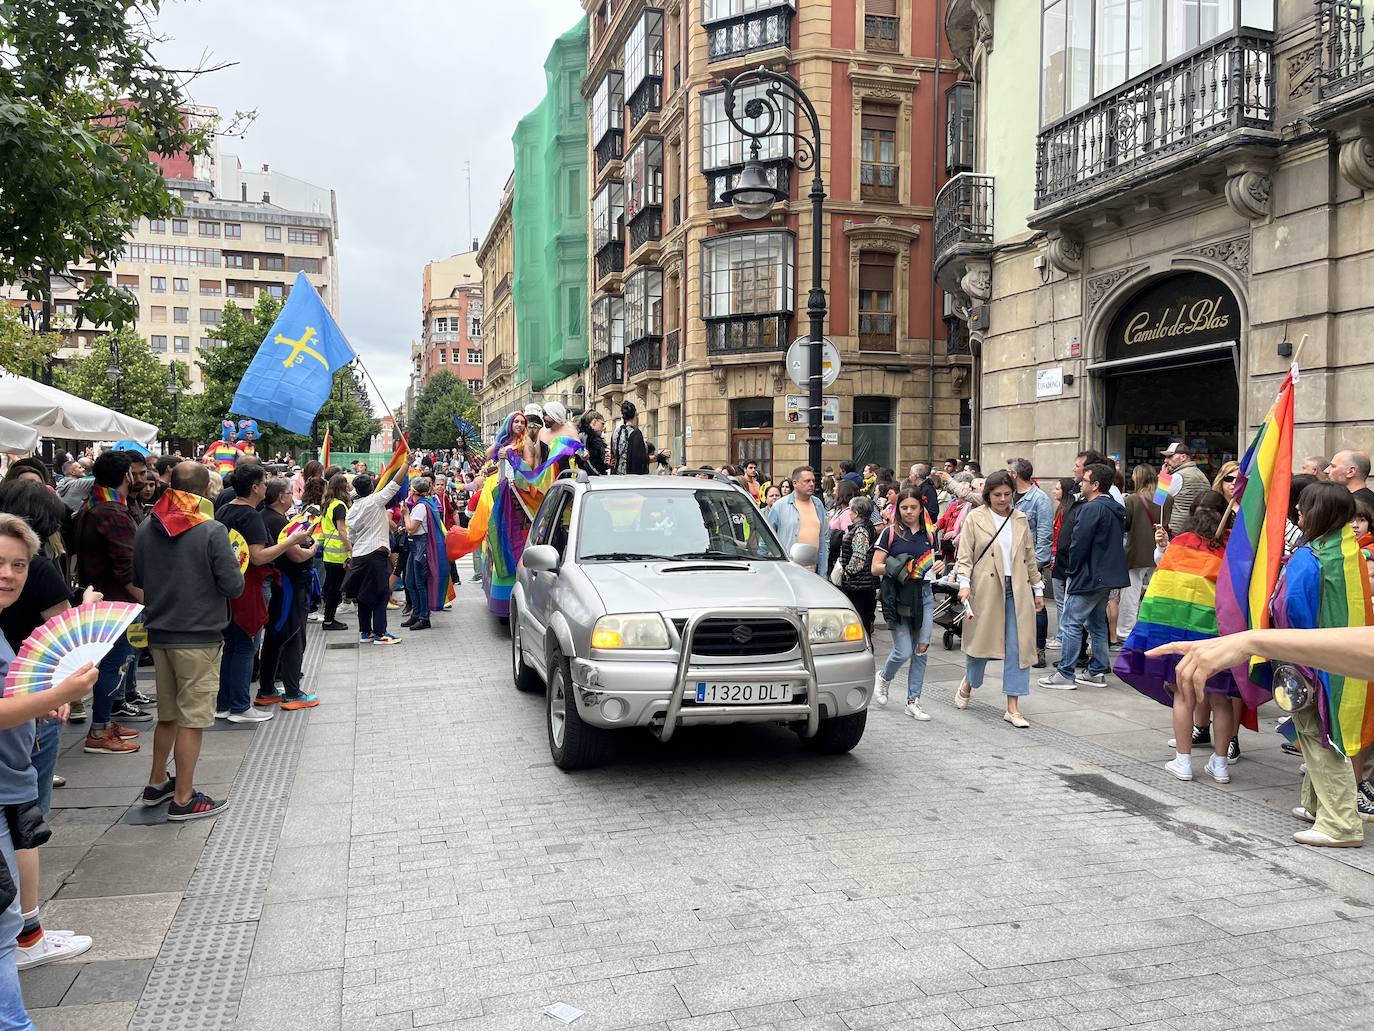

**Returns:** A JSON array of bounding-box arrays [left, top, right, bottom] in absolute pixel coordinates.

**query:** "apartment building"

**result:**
[[476, 176, 519, 433], [940, 0, 1374, 477], [6, 113, 338, 393], [582, 0, 968, 475], [419, 251, 484, 393]]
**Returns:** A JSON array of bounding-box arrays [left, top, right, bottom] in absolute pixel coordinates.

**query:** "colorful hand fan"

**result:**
[[4, 602, 144, 698], [228, 528, 250, 573]]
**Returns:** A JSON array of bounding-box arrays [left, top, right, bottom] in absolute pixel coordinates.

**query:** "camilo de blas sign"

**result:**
[[1122, 295, 1231, 347]]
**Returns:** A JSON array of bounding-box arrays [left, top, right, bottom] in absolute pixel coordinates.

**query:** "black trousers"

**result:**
[[322, 561, 347, 621], [354, 550, 392, 638], [261, 575, 309, 696], [842, 585, 878, 637]]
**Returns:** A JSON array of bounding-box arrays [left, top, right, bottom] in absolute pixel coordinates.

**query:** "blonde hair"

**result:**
[[0, 512, 40, 558], [1212, 461, 1239, 494], [1131, 463, 1158, 493]]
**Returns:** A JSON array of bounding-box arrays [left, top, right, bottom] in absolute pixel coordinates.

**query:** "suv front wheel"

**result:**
[[800, 711, 867, 755], [546, 646, 609, 771]]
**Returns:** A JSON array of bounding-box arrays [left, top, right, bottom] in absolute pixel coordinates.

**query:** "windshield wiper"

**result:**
[[669, 549, 751, 560], [579, 551, 666, 562]]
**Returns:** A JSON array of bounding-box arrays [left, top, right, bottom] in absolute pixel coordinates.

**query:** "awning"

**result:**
[[0, 374, 159, 446], [0, 414, 40, 454], [1086, 341, 1236, 375]]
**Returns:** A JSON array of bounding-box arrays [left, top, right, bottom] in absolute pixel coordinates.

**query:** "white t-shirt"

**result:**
[[409, 501, 429, 536]]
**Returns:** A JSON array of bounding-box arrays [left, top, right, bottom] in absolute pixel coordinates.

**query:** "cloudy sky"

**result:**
[[149, 0, 584, 411]]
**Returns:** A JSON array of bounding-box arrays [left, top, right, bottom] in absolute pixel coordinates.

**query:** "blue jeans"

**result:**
[[0, 817, 33, 1029], [94, 637, 135, 727], [881, 582, 934, 701], [1057, 588, 1112, 678], [406, 542, 430, 621], [965, 580, 1030, 698], [216, 623, 256, 715], [32, 718, 61, 818]]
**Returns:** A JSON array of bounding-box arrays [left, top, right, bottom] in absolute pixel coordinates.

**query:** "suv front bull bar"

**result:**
[[655, 608, 821, 744]]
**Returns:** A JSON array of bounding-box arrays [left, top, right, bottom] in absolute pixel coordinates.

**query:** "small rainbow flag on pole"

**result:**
[[320, 425, 331, 470], [1153, 468, 1182, 508], [1216, 365, 1297, 707]]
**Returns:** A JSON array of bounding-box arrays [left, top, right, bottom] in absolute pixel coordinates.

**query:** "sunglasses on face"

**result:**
[[1223, 475, 1237, 483]]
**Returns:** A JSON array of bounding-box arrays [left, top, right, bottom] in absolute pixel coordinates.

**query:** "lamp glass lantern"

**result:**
[[722, 141, 786, 220]]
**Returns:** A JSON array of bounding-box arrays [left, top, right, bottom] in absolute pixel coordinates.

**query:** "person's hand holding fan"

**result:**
[[4, 602, 144, 699]]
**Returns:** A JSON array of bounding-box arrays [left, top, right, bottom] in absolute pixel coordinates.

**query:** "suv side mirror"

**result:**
[[789, 543, 818, 568], [523, 544, 560, 573]]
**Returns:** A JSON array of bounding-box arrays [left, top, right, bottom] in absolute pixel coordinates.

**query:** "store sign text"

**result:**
[[1122, 297, 1231, 348]]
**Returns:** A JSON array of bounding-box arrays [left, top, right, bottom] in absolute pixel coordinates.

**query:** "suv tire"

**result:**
[[800, 711, 867, 755], [510, 602, 542, 694], [546, 647, 609, 771]]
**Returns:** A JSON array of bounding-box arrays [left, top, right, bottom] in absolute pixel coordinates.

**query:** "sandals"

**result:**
[[955, 681, 972, 710], [1003, 710, 1029, 729]]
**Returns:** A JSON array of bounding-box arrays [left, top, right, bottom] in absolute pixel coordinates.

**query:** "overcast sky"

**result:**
[[149, 0, 583, 414]]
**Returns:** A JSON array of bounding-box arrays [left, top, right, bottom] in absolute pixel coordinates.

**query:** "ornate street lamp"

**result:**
[[721, 66, 827, 472]]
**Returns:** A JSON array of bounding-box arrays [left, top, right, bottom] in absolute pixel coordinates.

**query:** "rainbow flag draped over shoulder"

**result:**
[[1268, 528, 1374, 756], [1114, 533, 1236, 708], [1216, 367, 1296, 706], [416, 495, 452, 611]]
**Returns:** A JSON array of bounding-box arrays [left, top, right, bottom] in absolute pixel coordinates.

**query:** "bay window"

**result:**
[[946, 82, 976, 175], [625, 9, 664, 123], [701, 85, 793, 207], [624, 268, 663, 347], [701, 231, 794, 354], [593, 181, 626, 279], [704, 0, 795, 61], [626, 136, 664, 250], [592, 70, 625, 171], [592, 294, 624, 357]]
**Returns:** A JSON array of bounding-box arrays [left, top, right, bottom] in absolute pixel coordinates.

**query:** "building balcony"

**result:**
[[707, 159, 791, 210], [595, 129, 624, 176], [430, 331, 462, 345], [492, 272, 512, 305], [664, 328, 680, 368], [1033, 31, 1275, 219], [627, 75, 663, 127], [628, 204, 663, 253], [627, 335, 662, 378], [486, 353, 508, 381], [594, 353, 624, 391], [706, 4, 794, 64], [933, 172, 994, 294], [595, 238, 625, 282], [705, 314, 790, 356]]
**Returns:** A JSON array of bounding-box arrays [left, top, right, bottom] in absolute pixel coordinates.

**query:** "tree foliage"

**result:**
[[0, 302, 62, 376], [54, 325, 190, 432], [409, 372, 479, 451], [0, 1, 219, 329]]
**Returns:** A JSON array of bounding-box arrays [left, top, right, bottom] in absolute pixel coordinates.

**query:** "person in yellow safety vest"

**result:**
[[318, 473, 352, 630]]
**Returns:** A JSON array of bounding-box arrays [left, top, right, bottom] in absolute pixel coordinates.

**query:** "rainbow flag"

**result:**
[[908, 549, 935, 581], [1268, 527, 1374, 756], [376, 437, 410, 502], [1114, 533, 1237, 709], [1154, 468, 1180, 508], [1216, 367, 1296, 706], [320, 425, 331, 470]]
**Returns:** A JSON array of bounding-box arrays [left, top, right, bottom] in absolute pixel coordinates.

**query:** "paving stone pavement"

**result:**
[[28, 580, 1374, 1030]]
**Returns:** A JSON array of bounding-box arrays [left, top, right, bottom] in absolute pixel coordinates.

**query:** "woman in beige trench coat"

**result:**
[[954, 470, 1045, 727]]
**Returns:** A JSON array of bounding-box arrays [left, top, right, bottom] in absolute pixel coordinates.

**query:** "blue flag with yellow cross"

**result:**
[[231, 272, 357, 434]]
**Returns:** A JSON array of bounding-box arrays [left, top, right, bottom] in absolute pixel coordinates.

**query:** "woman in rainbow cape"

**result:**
[[446, 410, 586, 617], [1115, 490, 1250, 786]]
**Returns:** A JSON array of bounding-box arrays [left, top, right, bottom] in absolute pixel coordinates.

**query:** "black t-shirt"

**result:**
[[1, 553, 71, 652], [263, 509, 314, 583], [1353, 486, 1374, 513], [217, 503, 270, 571]]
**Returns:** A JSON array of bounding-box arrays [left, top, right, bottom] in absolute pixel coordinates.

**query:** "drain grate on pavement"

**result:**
[[128, 628, 327, 1031]]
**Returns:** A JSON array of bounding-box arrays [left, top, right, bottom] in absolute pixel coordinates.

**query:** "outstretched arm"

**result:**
[[1148, 627, 1374, 694]]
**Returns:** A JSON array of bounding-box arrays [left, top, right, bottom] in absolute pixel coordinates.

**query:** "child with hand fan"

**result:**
[[0, 514, 100, 1027]]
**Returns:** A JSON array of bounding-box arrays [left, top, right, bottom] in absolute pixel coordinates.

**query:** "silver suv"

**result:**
[[510, 470, 875, 770]]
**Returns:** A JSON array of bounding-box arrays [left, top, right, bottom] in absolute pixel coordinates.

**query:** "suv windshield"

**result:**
[[576, 488, 786, 562]]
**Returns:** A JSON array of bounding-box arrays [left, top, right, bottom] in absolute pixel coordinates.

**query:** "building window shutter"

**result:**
[[867, 0, 897, 15]]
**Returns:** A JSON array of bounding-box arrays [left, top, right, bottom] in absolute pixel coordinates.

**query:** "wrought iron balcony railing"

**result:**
[[628, 75, 663, 126], [594, 353, 624, 390], [1316, 0, 1374, 102], [707, 4, 793, 63], [944, 315, 972, 357], [486, 353, 507, 377], [627, 336, 663, 377], [664, 328, 680, 367], [596, 239, 625, 280], [1035, 32, 1274, 208], [934, 173, 994, 272], [705, 314, 789, 356], [595, 129, 624, 174], [628, 205, 663, 251]]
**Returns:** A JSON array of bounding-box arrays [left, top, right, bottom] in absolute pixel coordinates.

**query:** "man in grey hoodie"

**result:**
[[133, 462, 244, 821]]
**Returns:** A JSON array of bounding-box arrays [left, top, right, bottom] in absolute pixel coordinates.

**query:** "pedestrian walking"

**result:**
[[1040, 463, 1129, 690], [954, 470, 1044, 728], [871, 488, 943, 720], [345, 473, 404, 645], [1008, 458, 1053, 667], [835, 495, 878, 636], [765, 466, 828, 574], [1118, 463, 1161, 641], [1047, 476, 1078, 657]]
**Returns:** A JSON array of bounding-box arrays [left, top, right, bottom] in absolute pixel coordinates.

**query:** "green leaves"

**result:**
[[410, 372, 480, 451], [53, 324, 190, 432]]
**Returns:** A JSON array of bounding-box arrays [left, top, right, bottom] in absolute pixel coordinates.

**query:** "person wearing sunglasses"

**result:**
[[1212, 461, 1239, 505]]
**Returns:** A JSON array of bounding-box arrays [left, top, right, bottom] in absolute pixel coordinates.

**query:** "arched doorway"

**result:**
[[1089, 271, 1241, 481]]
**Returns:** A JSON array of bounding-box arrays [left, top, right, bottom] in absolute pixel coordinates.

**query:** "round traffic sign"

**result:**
[[785, 336, 841, 389]]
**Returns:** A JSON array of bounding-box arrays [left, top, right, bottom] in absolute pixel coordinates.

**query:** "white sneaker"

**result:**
[[1165, 756, 1194, 781], [16, 930, 93, 970], [307, 613, 322, 623], [1292, 806, 1316, 824], [214, 709, 229, 720], [904, 700, 932, 722], [226, 708, 274, 724], [1204, 755, 1231, 784], [1038, 671, 1077, 690], [872, 674, 890, 706]]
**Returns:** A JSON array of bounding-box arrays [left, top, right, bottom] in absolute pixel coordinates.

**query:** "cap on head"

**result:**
[[1161, 441, 1188, 457]]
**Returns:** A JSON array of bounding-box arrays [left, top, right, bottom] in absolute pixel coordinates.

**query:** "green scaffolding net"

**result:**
[[512, 17, 590, 392]]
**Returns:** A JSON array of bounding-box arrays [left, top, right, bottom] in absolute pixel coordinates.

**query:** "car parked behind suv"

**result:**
[[510, 470, 876, 769]]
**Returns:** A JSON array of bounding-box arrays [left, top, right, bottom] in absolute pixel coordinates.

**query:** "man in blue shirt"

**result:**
[[765, 466, 828, 574], [1009, 457, 1055, 667]]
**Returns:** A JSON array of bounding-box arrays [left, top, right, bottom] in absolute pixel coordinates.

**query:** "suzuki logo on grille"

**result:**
[[731, 624, 754, 645]]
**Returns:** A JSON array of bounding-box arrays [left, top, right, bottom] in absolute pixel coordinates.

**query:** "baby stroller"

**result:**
[[931, 577, 964, 650]]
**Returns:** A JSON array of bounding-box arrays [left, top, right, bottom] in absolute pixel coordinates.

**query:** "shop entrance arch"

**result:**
[[1088, 271, 1241, 481]]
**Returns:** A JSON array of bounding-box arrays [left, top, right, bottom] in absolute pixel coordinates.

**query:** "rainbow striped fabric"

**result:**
[[1216, 367, 1295, 707], [1268, 527, 1374, 756], [86, 485, 124, 510], [908, 549, 936, 581], [320, 425, 331, 470], [1114, 532, 1236, 707], [376, 438, 410, 504]]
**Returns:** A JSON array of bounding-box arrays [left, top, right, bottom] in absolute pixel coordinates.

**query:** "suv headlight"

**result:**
[[591, 613, 671, 650], [808, 608, 866, 645]]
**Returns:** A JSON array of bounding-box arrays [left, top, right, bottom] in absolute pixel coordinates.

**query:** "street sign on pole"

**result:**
[[785, 336, 840, 389]]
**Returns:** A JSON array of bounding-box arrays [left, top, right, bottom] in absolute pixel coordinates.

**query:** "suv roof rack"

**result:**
[[556, 468, 590, 484], [673, 467, 736, 487]]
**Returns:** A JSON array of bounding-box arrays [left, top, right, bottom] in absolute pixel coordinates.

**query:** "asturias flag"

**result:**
[[231, 272, 356, 434]]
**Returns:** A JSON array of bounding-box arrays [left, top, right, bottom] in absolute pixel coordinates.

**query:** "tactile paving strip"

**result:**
[[943, 680, 1374, 875], [129, 628, 327, 1030]]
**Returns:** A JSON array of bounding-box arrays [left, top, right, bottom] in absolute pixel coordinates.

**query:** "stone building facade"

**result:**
[[419, 251, 484, 392], [476, 177, 520, 432], [582, 0, 969, 478], [939, 0, 1374, 480]]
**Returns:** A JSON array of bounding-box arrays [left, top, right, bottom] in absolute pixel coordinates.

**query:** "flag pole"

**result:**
[[353, 356, 410, 450]]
